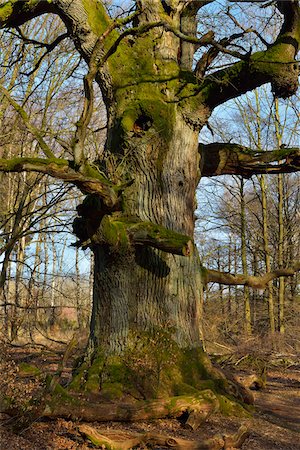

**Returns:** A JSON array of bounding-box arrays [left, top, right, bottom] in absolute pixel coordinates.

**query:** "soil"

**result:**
[[1, 343, 300, 450]]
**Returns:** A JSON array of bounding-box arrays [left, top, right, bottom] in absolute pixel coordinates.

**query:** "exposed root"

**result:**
[[78, 424, 250, 449], [43, 390, 218, 427], [223, 425, 250, 449]]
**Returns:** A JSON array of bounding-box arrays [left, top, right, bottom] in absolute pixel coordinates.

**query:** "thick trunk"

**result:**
[[69, 7, 215, 398], [89, 114, 203, 354]]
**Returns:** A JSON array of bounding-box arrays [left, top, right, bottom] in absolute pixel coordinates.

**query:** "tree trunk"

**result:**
[[239, 178, 252, 336], [274, 100, 285, 334], [259, 174, 276, 334], [89, 114, 203, 354], [73, 100, 212, 398]]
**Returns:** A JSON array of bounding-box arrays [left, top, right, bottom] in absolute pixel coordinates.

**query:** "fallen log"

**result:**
[[43, 390, 218, 426], [78, 424, 250, 449]]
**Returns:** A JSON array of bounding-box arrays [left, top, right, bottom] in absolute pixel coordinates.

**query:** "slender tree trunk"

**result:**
[[217, 247, 224, 315], [227, 239, 233, 316], [252, 251, 258, 330], [1, 249, 12, 336], [32, 236, 41, 328], [254, 90, 275, 334], [234, 243, 239, 321], [274, 100, 285, 334], [49, 235, 57, 330], [11, 237, 26, 340], [75, 246, 84, 329], [239, 178, 252, 335], [277, 172, 285, 334], [259, 174, 276, 334]]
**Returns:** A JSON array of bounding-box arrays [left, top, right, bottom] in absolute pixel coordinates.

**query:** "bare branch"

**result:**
[[200, 0, 300, 108], [73, 213, 194, 256], [200, 143, 300, 178], [226, 7, 270, 48], [19, 32, 69, 76], [0, 84, 55, 159], [204, 263, 300, 289], [0, 157, 118, 207]]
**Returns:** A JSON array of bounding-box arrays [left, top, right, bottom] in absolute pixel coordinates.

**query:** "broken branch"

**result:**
[[94, 215, 194, 256], [78, 424, 249, 450], [200, 143, 300, 178]]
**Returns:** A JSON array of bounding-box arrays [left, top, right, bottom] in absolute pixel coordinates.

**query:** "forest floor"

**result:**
[[0, 339, 300, 450]]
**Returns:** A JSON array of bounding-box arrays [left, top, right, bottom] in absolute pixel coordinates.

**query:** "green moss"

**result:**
[[18, 362, 41, 377], [104, 30, 181, 144], [84, 353, 106, 392], [81, 163, 111, 185], [217, 395, 251, 417], [85, 373, 100, 393], [200, 265, 209, 284], [44, 374, 79, 405], [67, 338, 253, 421], [121, 108, 139, 132], [116, 87, 176, 146], [106, 357, 128, 381], [138, 98, 176, 142], [82, 0, 114, 36], [101, 382, 124, 400], [100, 216, 130, 252], [0, 2, 13, 22], [68, 363, 88, 391], [179, 348, 211, 386], [0, 156, 68, 171], [172, 382, 200, 396]]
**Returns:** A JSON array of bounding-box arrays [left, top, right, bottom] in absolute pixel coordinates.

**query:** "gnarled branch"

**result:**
[[204, 262, 300, 289], [0, 157, 118, 207], [80, 214, 194, 256], [200, 143, 300, 178], [200, 0, 300, 108], [78, 424, 249, 450]]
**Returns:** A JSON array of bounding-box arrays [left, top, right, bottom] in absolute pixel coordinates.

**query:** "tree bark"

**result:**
[[88, 114, 203, 354]]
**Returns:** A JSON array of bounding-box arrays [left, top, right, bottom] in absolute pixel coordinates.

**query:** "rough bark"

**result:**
[[89, 116, 203, 354]]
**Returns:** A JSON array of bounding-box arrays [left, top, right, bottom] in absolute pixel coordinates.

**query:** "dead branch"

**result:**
[[78, 424, 250, 449], [91, 215, 194, 256], [204, 262, 300, 289], [200, 143, 300, 178]]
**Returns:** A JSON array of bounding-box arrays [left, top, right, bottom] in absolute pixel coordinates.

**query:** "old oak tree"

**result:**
[[0, 0, 300, 435]]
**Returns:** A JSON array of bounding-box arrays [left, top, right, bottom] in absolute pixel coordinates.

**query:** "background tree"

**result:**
[[198, 86, 300, 351], [0, 15, 96, 340]]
